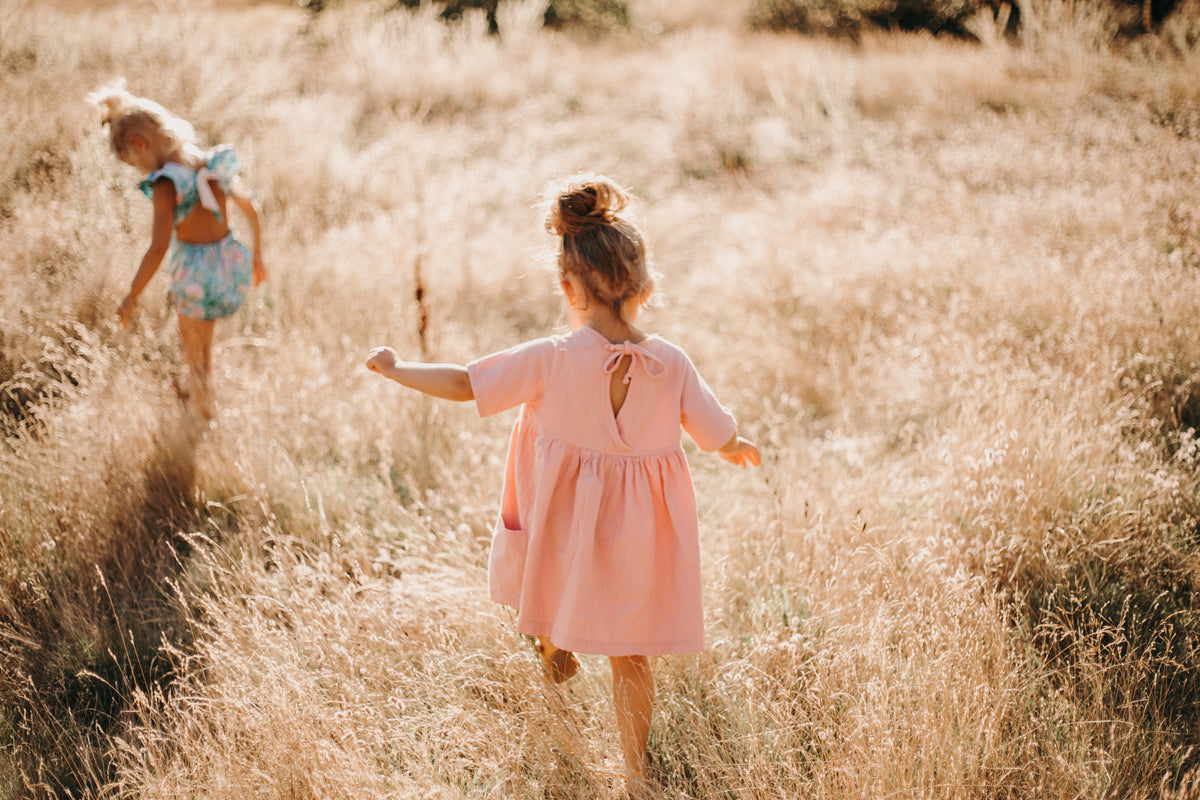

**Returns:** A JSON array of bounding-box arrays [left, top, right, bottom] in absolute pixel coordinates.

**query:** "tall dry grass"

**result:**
[[3, 0, 1200, 797]]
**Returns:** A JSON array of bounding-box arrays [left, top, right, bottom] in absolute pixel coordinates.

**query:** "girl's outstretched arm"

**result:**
[[718, 433, 761, 467], [366, 346, 474, 401], [230, 178, 265, 286], [119, 179, 175, 327]]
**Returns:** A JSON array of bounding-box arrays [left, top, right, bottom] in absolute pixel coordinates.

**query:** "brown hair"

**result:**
[[545, 174, 654, 320], [87, 82, 199, 163]]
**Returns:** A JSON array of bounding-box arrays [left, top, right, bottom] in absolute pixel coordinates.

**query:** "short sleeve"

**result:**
[[680, 356, 737, 452], [467, 337, 560, 418], [206, 145, 240, 191], [137, 162, 191, 202]]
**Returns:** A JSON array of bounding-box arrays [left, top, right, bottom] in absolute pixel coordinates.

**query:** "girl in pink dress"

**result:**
[[366, 174, 760, 789]]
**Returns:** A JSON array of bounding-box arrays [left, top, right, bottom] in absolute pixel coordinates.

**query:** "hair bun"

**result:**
[[547, 175, 631, 237]]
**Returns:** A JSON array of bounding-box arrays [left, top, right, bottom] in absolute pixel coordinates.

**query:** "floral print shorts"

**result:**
[[167, 235, 252, 320]]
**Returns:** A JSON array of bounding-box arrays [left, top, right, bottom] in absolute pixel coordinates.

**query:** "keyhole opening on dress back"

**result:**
[[609, 354, 632, 417]]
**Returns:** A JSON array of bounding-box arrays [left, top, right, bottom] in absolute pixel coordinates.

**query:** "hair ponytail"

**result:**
[[86, 81, 198, 160], [87, 83, 135, 128]]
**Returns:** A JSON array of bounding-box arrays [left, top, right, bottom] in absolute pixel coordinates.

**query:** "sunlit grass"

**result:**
[[2, 0, 1200, 797]]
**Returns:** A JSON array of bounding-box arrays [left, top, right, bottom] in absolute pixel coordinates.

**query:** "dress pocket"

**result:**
[[488, 521, 529, 608]]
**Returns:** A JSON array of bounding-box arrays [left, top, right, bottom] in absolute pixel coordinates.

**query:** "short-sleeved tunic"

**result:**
[[467, 325, 736, 656]]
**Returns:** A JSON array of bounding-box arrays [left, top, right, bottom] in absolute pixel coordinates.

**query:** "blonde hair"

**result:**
[[86, 81, 200, 162], [545, 174, 655, 320]]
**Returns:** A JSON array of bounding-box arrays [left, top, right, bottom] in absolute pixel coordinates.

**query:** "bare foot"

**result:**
[[535, 636, 580, 684], [185, 376, 216, 422]]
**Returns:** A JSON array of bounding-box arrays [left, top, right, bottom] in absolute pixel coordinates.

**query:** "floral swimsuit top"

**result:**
[[138, 145, 240, 226]]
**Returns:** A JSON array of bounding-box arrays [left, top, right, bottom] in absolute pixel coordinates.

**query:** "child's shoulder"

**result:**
[[205, 144, 239, 174], [138, 162, 194, 198], [480, 332, 568, 365], [639, 333, 692, 363]]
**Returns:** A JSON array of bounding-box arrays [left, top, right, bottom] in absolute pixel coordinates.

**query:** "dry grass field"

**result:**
[[3, 0, 1200, 797]]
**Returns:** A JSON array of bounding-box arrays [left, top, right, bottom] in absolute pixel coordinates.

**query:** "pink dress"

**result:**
[[467, 325, 737, 656]]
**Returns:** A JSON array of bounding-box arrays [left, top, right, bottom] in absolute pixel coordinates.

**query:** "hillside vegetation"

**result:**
[[3, 0, 1200, 797]]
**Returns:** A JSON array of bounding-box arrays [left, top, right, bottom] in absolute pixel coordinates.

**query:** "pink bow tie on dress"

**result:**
[[603, 341, 667, 385]]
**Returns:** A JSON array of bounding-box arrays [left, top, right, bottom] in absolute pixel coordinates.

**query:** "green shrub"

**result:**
[[304, 0, 632, 35], [747, 0, 869, 38], [885, 0, 981, 31], [748, 0, 987, 38], [748, 0, 1192, 38], [390, 0, 502, 34], [543, 0, 632, 31]]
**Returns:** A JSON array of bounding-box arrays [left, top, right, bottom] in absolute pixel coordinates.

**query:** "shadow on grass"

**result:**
[[0, 408, 206, 799]]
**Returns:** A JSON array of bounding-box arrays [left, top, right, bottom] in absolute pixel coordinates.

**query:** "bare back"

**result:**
[[175, 178, 229, 244], [609, 355, 632, 416]]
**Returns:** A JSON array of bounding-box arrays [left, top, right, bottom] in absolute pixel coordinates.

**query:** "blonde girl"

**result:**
[[88, 83, 266, 420], [366, 174, 759, 790]]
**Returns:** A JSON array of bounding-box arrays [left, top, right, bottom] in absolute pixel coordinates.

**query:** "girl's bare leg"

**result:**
[[609, 655, 654, 788], [177, 313, 216, 420]]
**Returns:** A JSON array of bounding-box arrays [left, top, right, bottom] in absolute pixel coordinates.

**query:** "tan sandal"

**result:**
[[535, 637, 580, 684]]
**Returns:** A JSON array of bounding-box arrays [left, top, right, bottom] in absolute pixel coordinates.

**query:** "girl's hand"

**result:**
[[252, 254, 267, 287], [718, 436, 761, 468], [366, 346, 399, 375], [117, 293, 137, 328]]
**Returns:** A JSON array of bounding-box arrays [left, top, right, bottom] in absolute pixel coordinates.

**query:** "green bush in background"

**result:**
[[748, 0, 1196, 39], [301, 0, 631, 35], [542, 0, 631, 30], [747, 0, 982, 38]]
